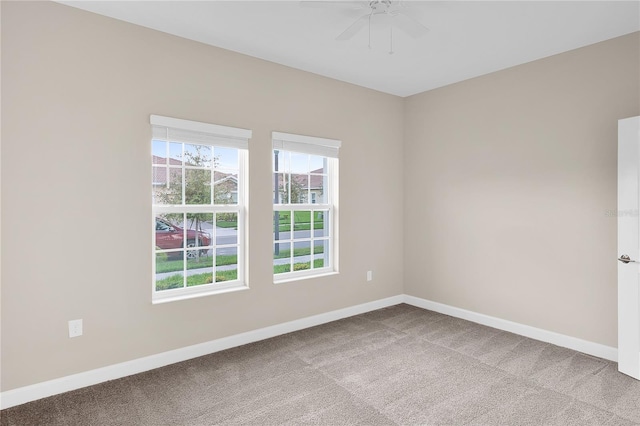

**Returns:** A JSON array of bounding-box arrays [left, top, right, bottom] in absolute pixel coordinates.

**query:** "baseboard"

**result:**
[[2, 294, 618, 409], [403, 294, 618, 362], [0, 295, 404, 410]]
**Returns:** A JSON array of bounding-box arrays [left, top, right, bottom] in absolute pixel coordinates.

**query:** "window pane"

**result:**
[[156, 253, 184, 291], [291, 152, 309, 174], [274, 210, 291, 239], [169, 142, 183, 165], [152, 141, 167, 164], [216, 243, 237, 266], [314, 240, 329, 269], [292, 210, 312, 237], [216, 213, 238, 245], [155, 214, 185, 250], [313, 210, 330, 238], [310, 174, 326, 204], [185, 169, 211, 204], [309, 155, 324, 173], [216, 248, 237, 282], [152, 165, 166, 184], [290, 174, 308, 204], [274, 242, 291, 274], [152, 166, 167, 203], [185, 251, 213, 288], [273, 150, 289, 173], [185, 213, 213, 250], [186, 249, 213, 265], [214, 171, 238, 205], [275, 173, 288, 204], [184, 144, 211, 168], [154, 169, 183, 205], [293, 240, 311, 272], [215, 147, 238, 170]]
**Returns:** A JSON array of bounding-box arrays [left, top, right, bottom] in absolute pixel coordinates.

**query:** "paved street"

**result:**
[[194, 223, 326, 256], [157, 222, 328, 279]]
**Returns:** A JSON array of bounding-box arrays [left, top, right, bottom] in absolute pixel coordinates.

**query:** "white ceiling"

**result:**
[[58, 1, 640, 97]]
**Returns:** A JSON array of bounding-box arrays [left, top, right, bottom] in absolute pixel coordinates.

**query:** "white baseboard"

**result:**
[[1, 293, 618, 410], [0, 295, 404, 410], [403, 294, 618, 362]]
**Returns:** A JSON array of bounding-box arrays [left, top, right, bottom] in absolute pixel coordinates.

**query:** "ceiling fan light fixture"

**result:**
[[333, 0, 428, 53], [369, 0, 392, 15]]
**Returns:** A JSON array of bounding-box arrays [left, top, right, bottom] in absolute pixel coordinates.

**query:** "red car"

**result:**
[[155, 217, 211, 258]]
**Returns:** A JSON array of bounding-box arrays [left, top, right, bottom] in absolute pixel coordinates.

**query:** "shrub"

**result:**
[[293, 263, 310, 271]]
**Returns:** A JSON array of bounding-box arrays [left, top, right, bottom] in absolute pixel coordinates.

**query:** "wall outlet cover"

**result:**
[[68, 319, 83, 338]]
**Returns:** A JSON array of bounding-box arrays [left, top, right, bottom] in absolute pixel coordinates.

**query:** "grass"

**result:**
[[276, 223, 323, 232], [157, 257, 325, 290], [273, 245, 324, 260], [155, 269, 238, 291], [157, 245, 326, 274], [273, 259, 324, 274], [216, 220, 237, 229], [275, 211, 325, 232], [156, 253, 237, 273]]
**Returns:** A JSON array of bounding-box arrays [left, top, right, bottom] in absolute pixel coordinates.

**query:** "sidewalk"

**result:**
[[156, 253, 325, 279]]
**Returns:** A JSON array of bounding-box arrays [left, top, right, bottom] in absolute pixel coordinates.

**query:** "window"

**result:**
[[151, 115, 250, 302], [272, 132, 340, 281]]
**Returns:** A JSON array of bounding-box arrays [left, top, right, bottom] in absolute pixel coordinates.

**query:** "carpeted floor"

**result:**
[[2, 304, 640, 425]]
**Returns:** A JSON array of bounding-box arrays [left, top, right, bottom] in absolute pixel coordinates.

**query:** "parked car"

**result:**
[[155, 217, 211, 258]]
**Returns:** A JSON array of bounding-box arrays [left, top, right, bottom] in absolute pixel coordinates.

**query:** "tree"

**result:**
[[157, 145, 231, 257], [279, 175, 306, 204]]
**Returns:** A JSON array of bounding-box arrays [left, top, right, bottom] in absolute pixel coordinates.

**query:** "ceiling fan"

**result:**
[[302, 0, 429, 54]]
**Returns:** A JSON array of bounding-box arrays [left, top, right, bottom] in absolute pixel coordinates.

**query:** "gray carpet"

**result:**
[[2, 304, 639, 425]]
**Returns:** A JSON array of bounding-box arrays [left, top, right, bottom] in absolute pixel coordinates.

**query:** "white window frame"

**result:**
[[151, 115, 251, 303], [272, 131, 340, 283]]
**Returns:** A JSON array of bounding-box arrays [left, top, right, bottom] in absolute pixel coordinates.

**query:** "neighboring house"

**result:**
[[212, 174, 239, 204], [152, 155, 182, 188], [275, 168, 326, 204], [306, 171, 325, 204]]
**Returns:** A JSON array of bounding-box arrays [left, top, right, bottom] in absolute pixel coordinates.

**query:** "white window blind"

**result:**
[[272, 131, 341, 158], [151, 115, 251, 149]]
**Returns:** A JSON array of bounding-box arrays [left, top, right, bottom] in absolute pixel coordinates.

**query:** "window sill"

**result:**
[[152, 283, 249, 304], [274, 271, 339, 285]]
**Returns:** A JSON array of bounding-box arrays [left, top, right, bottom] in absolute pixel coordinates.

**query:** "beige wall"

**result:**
[[1, 1, 404, 391], [404, 32, 640, 348]]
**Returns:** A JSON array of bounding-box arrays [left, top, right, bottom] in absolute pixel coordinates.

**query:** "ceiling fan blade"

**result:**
[[336, 14, 369, 40], [392, 12, 429, 38], [300, 1, 366, 9]]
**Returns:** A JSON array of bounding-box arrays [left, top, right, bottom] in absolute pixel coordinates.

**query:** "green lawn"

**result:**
[[273, 245, 324, 259], [216, 220, 237, 229], [157, 245, 325, 274], [273, 259, 324, 274], [156, 253, 237, 273], [156, 269, 238, 291], [274, 211, 325, 231], [156, 257, 325, 290]]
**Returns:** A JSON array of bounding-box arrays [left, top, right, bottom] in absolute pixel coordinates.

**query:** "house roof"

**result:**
[[276, 168, 326, 190], [152, 156, 237, 187]]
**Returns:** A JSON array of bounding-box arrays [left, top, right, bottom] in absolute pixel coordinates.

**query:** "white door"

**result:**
[[618, 116, 640, 380]]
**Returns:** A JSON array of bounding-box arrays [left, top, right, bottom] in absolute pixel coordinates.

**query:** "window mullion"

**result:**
[[273, 204, 329, 211]]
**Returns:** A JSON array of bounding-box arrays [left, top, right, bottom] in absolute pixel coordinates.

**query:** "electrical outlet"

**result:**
[[68, 319, 83, 338], [367, 270, 373, 281]]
